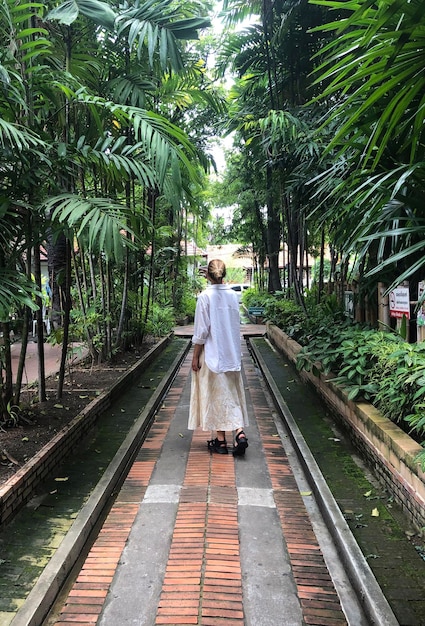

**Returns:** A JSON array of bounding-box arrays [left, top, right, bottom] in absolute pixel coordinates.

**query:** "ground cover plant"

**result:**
[[245, 287, 425, 466]]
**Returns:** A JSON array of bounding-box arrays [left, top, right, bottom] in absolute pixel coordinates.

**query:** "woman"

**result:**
[[188, 259, 249, 456]]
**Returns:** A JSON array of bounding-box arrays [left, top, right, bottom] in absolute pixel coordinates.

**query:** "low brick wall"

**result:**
[[0, 337, 171, 527], [266, 323, 425, 530]]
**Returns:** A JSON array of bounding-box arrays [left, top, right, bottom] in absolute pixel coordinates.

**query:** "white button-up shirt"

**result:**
[[192, 284, 241, 374]]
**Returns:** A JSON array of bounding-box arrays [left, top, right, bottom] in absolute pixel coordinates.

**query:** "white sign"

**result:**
[[418, 282, 425, 326], [389, 286, 410, 319]]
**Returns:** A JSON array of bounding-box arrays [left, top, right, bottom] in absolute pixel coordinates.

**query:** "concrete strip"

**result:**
[[143, 484, 181, 503], [238, 486, 275, 508], [98, 502, 178, 626], [238, 505, 303, 626]]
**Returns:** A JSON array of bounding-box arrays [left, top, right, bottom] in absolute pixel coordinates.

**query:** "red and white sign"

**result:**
[[418, 281, 425, 326], [389, 286, 410, 319]]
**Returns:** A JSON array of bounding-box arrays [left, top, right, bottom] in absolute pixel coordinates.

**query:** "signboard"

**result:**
[[389, 285, 410, 319], [344, 291, 354, 319], [418, 281, 425, 326]]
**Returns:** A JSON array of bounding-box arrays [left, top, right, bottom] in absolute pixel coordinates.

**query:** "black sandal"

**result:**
[[232, 431, 248, 457], [207, 437, 228, 454]]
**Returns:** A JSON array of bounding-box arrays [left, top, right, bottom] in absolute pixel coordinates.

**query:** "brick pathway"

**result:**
[[53, 343, 350, 626]]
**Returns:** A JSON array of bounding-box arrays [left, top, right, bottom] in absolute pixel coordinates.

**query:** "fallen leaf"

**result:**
[[54, 477, 69, 482], [371, 508, 380, 517], [54, 404, 63, 409], [301, 491, 312, 497], [364, 490, 372, 498], [2, 449, 19, 465]]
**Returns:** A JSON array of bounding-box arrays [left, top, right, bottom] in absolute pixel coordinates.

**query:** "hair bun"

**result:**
[[208, 259, 226, 280]]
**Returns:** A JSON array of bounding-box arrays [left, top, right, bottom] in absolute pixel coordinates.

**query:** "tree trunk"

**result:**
[[283, 195, 305, 310], [14, 229, 33, 405], [33, 243, 46, 401], [318, 226, 325, 303], [266, 165, 282, 292], [56, 240, 72, 400], [71, 245, 98, 362], [47, 230, 67, 331], [116, 246, 130, 350], [1, 322, 13, 419]]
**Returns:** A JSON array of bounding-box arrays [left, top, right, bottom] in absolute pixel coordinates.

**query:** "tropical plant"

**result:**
[[0, 0, 220, 415], [310, 0, 425, 296], [217, 0, 341, 304]]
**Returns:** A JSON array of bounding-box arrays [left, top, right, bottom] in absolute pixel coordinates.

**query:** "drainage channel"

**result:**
[[248, 336, 425, 626], [0, 337, 190, 626]]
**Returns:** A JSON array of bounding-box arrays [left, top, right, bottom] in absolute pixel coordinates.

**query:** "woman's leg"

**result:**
[[208, 430, 228, 454], [216, 430, 226, 442]]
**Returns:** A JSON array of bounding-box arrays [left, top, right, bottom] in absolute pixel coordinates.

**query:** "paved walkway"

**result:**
[[51, 338, 366, 626], [11, 340, 88, 385]]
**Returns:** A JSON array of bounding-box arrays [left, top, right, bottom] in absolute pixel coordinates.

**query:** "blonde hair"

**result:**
[[207, 259, 226, 282]]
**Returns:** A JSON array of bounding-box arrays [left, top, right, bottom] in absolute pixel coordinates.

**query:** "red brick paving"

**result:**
[[54, 344, 348, 626]]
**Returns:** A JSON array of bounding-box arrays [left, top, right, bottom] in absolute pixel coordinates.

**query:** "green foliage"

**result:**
[[310, 259, 331, 285], [1, 401, 21, 429], [294, 311, 425, 452], [310, 0, 425, 294], [175, 283, 197, 320], [144, 303, 175, 338], [226, 267, 246, 284], [0, 272, 40, 322], [371, 342, 425, 425], [250, 286, 425, 452], [70, 306, 105, 353], [241, 288, 268, 309], [263, 298, 305, 338]]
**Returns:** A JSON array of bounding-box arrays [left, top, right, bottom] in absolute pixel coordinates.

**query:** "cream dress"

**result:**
[[188, 349, 249, 431]]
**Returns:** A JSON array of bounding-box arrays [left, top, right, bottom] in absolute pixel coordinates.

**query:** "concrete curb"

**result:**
[[11, 339, 191, 626], [249, 340, 399, 626]]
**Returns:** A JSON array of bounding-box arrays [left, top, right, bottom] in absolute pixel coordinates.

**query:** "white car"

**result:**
[[230, 284, 250, 301]]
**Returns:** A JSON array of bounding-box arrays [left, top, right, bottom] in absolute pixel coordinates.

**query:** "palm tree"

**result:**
[[1, 0, 215, 406], [218, 0, 331, 300], [311, 0, 425, 297]]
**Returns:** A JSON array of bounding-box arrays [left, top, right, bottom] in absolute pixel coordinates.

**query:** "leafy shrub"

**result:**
[[372, 342, 425, 427], [295, 320, 425, 462], [241, 288, 269, 309], [260, 289, 425, 464], [263, 299, 305, 338], [144, 303, 175, 337], [226, 267, 247, 284]]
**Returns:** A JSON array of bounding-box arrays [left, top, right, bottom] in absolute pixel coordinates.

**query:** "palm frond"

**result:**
[[46, 194, 141, 262], [0, 271, 39, 321]]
